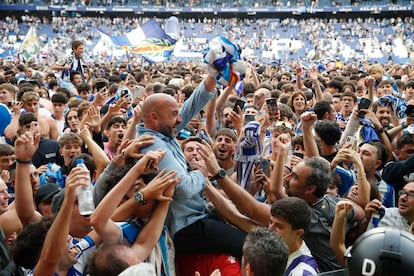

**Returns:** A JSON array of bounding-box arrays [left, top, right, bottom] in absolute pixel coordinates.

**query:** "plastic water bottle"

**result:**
[[75, 158, 95, 216]]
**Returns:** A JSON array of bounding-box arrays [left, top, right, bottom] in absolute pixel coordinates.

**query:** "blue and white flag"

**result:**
[[102, 18, 179, 63]]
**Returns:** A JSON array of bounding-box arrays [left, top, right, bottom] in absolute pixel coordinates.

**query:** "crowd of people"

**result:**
[[0, 21, 414, 276], [0, 14, 413, 67]]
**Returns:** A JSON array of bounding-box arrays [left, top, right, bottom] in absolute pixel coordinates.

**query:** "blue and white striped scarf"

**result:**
[[235, 121, 262, 191]]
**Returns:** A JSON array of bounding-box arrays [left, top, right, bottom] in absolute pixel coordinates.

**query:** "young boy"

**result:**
[[51, 92, 69, 135]]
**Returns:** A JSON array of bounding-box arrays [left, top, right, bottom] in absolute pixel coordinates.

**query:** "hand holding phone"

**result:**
[[345, 135, 357, 150], [258, 158, 270, 176], [358, 98, 371, 118], [244, 114, 255, 125], [233, 99, 246, 114], [266, 98, 278, 122]]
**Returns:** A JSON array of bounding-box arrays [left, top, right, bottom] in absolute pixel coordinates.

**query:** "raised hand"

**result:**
[[365, 76, 375, 89], [230, 106, 243, 133], [276, 133, 292, 152], [135, 149, 166, 175], [197, 140, 221, 177], [92, 87, 109, 107], [309, 67, 319, 82], [84, 106, 102, 132], [1, 169, 10, 183], [11, 101, 23, 115], [14, 131, 40, 162], [362, 109, 382, 130], [142, 169, 180, 202], [123, 135, 155, 160], [300, 111, 317, 130], [335, 201, 353, 220], [364, 199, 383, 217], [78, 125, 92, 142]]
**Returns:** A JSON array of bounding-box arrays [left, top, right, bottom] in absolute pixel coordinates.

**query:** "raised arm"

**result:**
[[198, 140, 270, 225], [365, 76, 375, 102], [131, 174, 179, 261], [14, 131, 42, 226], [205, 93, 217, 138], [309, 68, 323, 102], [339, 107, 360, 145], [269, 133, 290, 200], [34, 167, 88, 276], [330, 201, 353, 268], [205, 182, 259, 232], [90, 150, 173, 242], [215, 86, 234, 121], [248, 64, 260, 89], [333, 144, 370, 209], [78, 126, 109, 180], [301, 111, 319, 158], [47, 117, 59, 140], [4, 102, 23, 140], [123, 103, 142, 141]]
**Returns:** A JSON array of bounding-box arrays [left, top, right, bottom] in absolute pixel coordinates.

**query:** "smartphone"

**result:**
[[120, 89, 129, 97], [258, 158, 270, 176], [406, 105, 414, 117], [293, 151, 304, 159], [244, 114, 255, 124], [133, 85, 145, 100], [345, 135, 357, 150], [266, 98, 278, 122], [233, 99, 246, 114], [358, 98, 371, 118]]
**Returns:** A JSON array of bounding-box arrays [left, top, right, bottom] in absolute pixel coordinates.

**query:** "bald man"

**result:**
[[137, 75, 246, 260]]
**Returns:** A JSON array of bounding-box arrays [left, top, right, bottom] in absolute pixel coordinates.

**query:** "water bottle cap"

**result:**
[[75, 158, 85, 165]]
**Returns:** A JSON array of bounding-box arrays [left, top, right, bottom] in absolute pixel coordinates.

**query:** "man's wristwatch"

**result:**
[[134, 191, 147, 205], [210, 168, 226, 181]]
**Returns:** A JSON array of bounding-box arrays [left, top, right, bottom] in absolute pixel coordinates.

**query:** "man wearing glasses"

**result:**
[[365, 181, 414, 232]]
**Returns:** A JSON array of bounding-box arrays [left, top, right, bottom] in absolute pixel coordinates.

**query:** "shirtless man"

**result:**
[[4, 92, 58, 140]]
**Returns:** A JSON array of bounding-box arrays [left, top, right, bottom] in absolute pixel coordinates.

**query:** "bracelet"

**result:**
[[401, 122, 407, 129], [15, 159, 32, 164], [376, 127, 384, 134]]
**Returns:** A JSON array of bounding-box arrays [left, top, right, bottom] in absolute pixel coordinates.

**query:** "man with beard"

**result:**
[[213, 128, 237, 176], [365, 181, 414, 232], [137, 74, 246, 263], [197, 134, 353, 273], [103, 116, 126, 160], [197, 109, 357, 272], [372, 101, 393, 130]]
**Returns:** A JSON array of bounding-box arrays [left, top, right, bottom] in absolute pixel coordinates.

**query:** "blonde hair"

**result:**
[[21, 91, 39, 102]]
